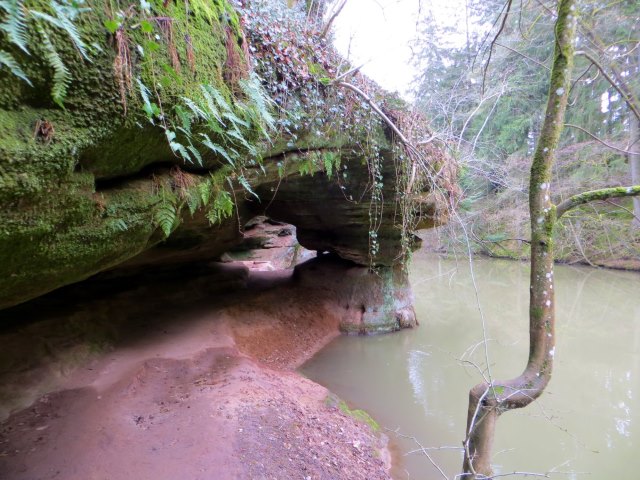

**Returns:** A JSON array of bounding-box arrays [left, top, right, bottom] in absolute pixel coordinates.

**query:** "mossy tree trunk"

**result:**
[[630, 46, 640, 226], [462, 1, 577, 476], [462, 1, 640, 475]]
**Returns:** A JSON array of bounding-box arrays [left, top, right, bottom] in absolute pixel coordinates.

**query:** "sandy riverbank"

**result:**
[[0, 263, 392, 480]]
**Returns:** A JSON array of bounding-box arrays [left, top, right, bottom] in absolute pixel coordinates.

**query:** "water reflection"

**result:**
[[300, 251, 640, 479]]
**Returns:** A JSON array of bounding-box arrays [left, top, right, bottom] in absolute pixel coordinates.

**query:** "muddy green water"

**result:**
[[300, 250, 640, 479]]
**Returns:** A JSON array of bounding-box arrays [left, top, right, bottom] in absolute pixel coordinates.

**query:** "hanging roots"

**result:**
[[114, 27, 133, 115], [185, 34, 196, 73], [223, 25, 249, 90], [170, 165, 196, 199], [155, 16, 181, 73]]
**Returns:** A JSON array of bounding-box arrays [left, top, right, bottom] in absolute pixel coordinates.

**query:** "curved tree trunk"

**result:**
[[462, 1, 577, 477], [630, 81, 640, 226]]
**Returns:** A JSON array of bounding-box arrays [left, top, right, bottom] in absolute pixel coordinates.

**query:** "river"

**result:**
[[300, 250, 640, 479]]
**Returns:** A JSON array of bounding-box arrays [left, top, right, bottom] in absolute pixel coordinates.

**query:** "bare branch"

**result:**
[[481, 0, 514, 93], [335, 81, 412, 146], [556, 185, 640, 219], [495, 41, 551, 71], [575, 50, 640, 122], [564, 123, 640, 155], [333, 62, 367, 82], [320, 0, 347, 39], [605, 198, 640, 224]]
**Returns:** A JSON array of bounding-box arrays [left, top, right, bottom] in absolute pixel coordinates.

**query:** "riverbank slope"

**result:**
[[0, 262, 391, 480]]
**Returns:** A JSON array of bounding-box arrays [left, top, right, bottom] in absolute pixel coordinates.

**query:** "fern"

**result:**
[[37, 24, 70, 107], [31, 0, 89, 60], [0, 49, 31, 85], [186, 144, 203, 166], [298, 156, 317, 176], [175, 105, 192, 134], [200, 133, 235, 166], [239, 73, 276, 138], [165, 129, 193, 163], [206, 190, 234, 224], [199, 84, 223, 124], [155, 200, 177, 237], [204, 83, 232, 113], [198, 179, 212, 205], [323, 151, 340, 177], [0, 0, 29, 53], [186, 188, 201, 215], [222, 110, 249, 129], [109, 218, 129, 232], [238, 174, 259, 201], [138, 78, 160, 122], [0, 0, 90, 104]]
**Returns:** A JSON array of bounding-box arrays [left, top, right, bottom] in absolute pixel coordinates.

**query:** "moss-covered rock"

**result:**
[[0, 0, 452, 312]]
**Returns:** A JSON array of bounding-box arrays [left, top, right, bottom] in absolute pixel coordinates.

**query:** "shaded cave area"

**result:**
[[0, 216, 397, 479]]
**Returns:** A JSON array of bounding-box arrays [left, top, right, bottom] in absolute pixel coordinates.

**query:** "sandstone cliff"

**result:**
[[0, 0, 455, 331]]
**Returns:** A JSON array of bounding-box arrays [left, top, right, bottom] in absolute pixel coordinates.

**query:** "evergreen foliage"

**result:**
[[415, 0, 640, 263]]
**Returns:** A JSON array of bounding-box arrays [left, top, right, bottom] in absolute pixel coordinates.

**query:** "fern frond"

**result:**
[[138, 78, 160, 121], [206, 190, 234, 224], [222, 110, 249, 129], [155, 201, 177, 237], [175, 105, 192, 134], [198, 85, 223, 124], [198, 179, 212, 205], [181, 96, 208, 121], [186, 145, 203, 166], [109, 218, 129, 232], [186, 188, 201, 215], [0, 0, 29, 54], [238, 175, 259, 201], [37, 24, 70, 107], [137, 78, 152, 107], [323, 152, 333, 177], [0, 49, 31, 85], [239, 74, 276, 134], [200, 133, 235, 166], [226, 128, 255, 155], [203, 83, 232, 113], [323, 152, 340, 177], [31, 0, 90, 59]]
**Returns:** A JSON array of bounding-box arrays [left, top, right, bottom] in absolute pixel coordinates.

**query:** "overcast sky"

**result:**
[[331, 0, 466, 97]]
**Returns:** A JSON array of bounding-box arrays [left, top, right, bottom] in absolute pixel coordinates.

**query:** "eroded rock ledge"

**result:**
[[0, 0, 454, 327]]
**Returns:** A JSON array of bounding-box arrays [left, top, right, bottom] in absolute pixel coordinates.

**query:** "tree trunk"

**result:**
[[461, 1, 577, 477], [630, 43, 640, 226]]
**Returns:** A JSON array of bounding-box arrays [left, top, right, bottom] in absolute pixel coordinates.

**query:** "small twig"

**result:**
[[564, 123, 640, 155], [333, 61, 367, 82], [575, 50, 640, 122], [495, 41, 551, 70], [416, 134, 437, 145], [386, 429, 451, 480], [604, 199, 640, 224]]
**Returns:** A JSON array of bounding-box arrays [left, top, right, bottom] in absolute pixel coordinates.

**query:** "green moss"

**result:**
[[531, 306, 544, 324], [325, 394, 380, 432], [0, 174, 164, 308], [339, 400, 380, 432], [0, 0, 252, 308]]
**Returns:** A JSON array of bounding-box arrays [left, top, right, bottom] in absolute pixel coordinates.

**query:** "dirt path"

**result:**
[[0, 264, 392, 480]]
